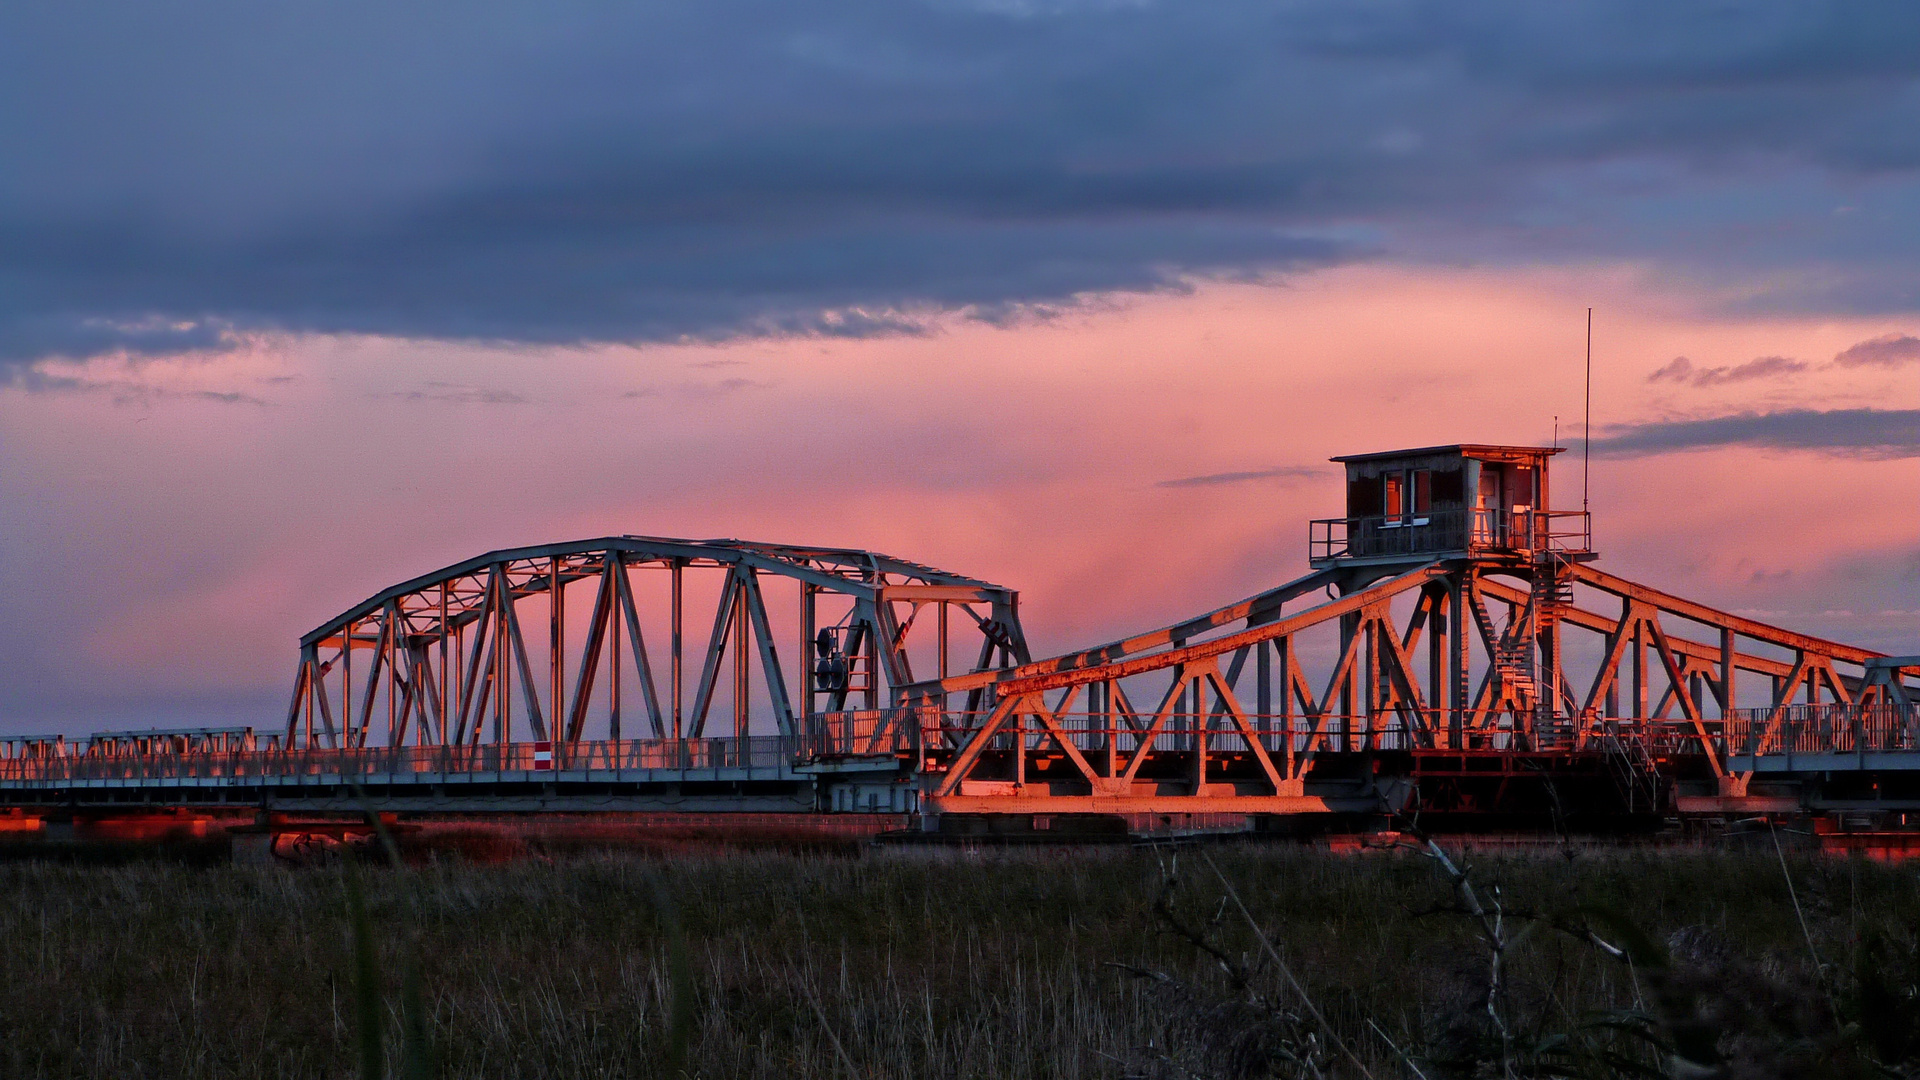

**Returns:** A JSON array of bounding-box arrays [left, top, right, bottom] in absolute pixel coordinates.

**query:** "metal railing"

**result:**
[[0, 736, 800, 784], [0, 712, 945, 784], [914, 710, 1708, 757], [1725, 704, 1920, 758], [800, 710, 925, 758], [0, 709, 1769, 786], [1310, 509, 1591, 562]]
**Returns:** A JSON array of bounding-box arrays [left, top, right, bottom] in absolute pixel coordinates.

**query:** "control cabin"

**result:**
[[1308, 444, 1591, 567]]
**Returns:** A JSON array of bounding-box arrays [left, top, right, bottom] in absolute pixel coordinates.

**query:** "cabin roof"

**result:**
[[1329, 444, 1566, 464]]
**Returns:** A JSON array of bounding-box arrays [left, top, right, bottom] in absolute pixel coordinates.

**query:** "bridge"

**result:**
[[2, 445, 1916, 842]]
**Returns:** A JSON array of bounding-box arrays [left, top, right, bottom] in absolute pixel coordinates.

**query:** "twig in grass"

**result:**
[[1399, 835, 1513, 1070], [1769, 818, 1823, 973], [1199, 850, 1378, 1080], [1364, 1017, 1429, 1080], [1101, 960, 1172, 984], [1151, 869, 1255, 994], [1769, 818, 1842, 1033], [803, 979, 862, 1079], [1407, 900, 1626, 961]]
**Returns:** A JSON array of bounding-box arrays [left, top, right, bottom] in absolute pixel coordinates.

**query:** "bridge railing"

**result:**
[[0, 736, 800, 783], [800, 710, 927, 758], [914, 711, 1713, 757], [1725, 704, 1920, 757], [1310, 509, 1593, 562]]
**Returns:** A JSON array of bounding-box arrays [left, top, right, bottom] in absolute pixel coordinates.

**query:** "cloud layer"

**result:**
[[3, 268, 1916, 732], [1156, 466, 1320, 489], [1595, 408, 1920, 457], [8, 1, 1920, 367], [1642, 330, 1920, 388], [1835, 333, 1920, 367], [1647, 355, 1809, 386]]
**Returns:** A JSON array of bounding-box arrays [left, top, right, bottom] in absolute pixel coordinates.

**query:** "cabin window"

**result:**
[[1506, 466, 1535, 510], [1347, 476, 1382, 519], [1380, 470, 1430, 525], [1474, 465, 1503, 544], [1477, 465, 1502, 508]]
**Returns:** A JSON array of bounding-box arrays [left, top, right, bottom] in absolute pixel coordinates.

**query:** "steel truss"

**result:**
[[7, 524, 1915, 823], [286, 537, 1028, 750], [908, 557, 1920, 813]]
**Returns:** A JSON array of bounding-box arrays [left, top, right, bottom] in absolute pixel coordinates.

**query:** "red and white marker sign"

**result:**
[[532, 741, 553, 770]]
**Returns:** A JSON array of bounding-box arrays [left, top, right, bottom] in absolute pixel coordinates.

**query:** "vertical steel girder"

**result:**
[[286, 537, 1026, 750]]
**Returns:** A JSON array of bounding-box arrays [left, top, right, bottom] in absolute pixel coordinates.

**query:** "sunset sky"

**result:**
[[3, 3, 1918, 734]]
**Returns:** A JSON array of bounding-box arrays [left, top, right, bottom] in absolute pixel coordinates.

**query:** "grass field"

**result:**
[[0, 839, 1913, 1079]]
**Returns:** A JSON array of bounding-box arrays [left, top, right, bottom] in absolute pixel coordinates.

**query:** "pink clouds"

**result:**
[[2, 265, 1917, 732], [1834, 334, 1920, 369]]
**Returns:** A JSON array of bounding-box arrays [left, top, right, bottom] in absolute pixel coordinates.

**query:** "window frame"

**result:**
[[1382, 471, 1406, 526]]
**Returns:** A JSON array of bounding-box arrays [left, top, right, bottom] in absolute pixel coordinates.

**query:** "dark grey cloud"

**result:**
[[9, 365, 271, 406], [7, 1, 1920, 368], [620, 377, 768, 401], [1593, 408, 1920, 458], [386, 384, 529, 405], [1157, 466, 1320, 489], [1646, 354, 1808, 386], [1834, 333, 1920, 367]]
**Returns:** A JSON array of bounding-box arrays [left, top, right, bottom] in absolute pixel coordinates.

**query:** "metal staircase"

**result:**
[[1527, 553, 1577, 738], [1469, 589, 1539, 711], [1532, 561, 1575, 628], [1466, 554, 1577, 742]]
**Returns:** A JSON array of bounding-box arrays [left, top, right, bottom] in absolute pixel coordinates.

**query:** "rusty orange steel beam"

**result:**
[[910, 566, 1345, 695], [992, 563, 1447, 696], [1572, 565, 1887, 664], [1472, 578, 1805, 680]]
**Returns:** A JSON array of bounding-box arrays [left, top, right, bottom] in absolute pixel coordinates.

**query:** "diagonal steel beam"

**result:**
[[933, 693, 1021, 797], [611, 555, 667, 738], [687, 569, 743, 738], [1121, 671, 1193, 783], [564, 556, 618, 743], [1203, 662, 1287, 792], [739, 568, 796, 736], [993, 564, 1446, 697]]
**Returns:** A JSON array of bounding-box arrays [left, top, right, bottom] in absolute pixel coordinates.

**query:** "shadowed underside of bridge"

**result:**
[[3, 448, 1916, 838]]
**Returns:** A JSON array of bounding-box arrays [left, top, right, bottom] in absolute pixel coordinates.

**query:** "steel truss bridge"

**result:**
[[2, 450, 1916, 840]]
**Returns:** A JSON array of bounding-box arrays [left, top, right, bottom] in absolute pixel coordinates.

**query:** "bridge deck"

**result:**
[[4, 706, 1917, 817], [0, 736, 843, 812]]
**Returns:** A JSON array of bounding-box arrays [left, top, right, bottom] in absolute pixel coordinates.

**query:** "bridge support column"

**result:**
[[1448, 574, 1469, 749]]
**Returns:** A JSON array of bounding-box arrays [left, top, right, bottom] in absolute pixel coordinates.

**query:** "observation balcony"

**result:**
[[1309, 508, 1592, 566]]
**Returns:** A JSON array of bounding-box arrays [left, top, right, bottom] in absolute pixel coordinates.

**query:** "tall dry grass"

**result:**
[[0, 841, 1911, 1078]]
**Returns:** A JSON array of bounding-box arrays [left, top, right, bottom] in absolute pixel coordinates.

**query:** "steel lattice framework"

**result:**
[[1, 443, 1914, 830], [287, 537, 1028, 751], [906, 555, 1919, 816]]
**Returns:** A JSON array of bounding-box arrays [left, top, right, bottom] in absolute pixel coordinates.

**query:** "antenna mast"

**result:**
[[1582, 307, 1592, 514]]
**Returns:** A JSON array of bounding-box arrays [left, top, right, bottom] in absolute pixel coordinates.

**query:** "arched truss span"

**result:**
[[287, 537, 1028, 749], [908, 559, 1920, 811]]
